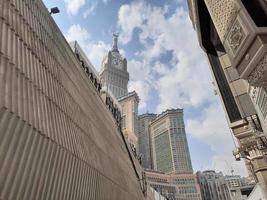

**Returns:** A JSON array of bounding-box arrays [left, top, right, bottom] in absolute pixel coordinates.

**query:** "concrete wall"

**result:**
[[0, 0, 148, 199]]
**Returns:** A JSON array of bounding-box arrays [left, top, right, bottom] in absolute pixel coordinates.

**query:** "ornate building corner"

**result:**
[[228, 23, 244, 52], [204, 0, 239, 42], [248, 53, 267, 89]]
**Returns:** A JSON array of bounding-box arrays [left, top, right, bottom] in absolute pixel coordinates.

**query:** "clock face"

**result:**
[[112, 56, 123, 69], [112, 57, 119, 66]]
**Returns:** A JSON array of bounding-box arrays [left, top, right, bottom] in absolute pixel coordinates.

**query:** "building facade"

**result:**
[[150, 109, 193, 174], [197, 171, 232, 200], [247, 183, 266, 200], [249, 87, 267, 133], [0, 0, 149, 199], [225, 175, 244, 189], [229, 185, 254, 200], [225, 175, 255, 200], [187, 0, 267, 196], [197, 171, 256, 200], [100, 33, 129, 99], [119, 91, 139, 147], [137, 113, 157, 169], [146, 170, 202, 200]]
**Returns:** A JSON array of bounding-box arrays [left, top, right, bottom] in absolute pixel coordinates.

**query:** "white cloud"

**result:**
[[86, 41, 110, 70], [156, 53, 212, 112], [65, 24, 110, 71], [65, 24, 90, 43], [127, 59, 155, 112], [117, 1, 248, 176], [187, 102, 233, 151], [117, 2, 210, 106], [186, 102, 248, 176], [118, 2, 212, 111], [129, 81, 151, 110], [154, 62, 171, 76], [102, 0, 111, 4], [83, 2, 98, 18], [175, 0, 185, 3], [64, 0, 86, 15], [118, 2, 148, 44], [208, 155, 248, 176], [127, 59, 152, 82]]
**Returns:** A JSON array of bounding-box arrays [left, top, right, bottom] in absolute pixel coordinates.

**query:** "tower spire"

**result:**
[[112, 32, 119, 51]]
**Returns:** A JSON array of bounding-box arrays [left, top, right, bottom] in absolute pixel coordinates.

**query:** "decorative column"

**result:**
[[248, 55, 267, 91], [238, 115, 267, 194]]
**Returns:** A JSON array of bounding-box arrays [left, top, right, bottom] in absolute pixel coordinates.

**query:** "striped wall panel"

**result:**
[[0, 108, 135, 200], [0, 0, 148, 199]]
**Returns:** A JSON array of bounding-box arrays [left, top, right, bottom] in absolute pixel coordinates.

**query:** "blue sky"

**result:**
[[43, 0, 247, 176]]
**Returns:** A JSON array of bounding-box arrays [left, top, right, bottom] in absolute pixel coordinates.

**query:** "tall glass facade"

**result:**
[[155, 130, 173, 173], [151, 109, 193, 174], [170, 116, 193, 174]]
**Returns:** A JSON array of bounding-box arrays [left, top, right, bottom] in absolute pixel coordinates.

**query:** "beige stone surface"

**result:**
[[119, 92, 139, 147], [230, 79, 248, 97], [0, 0, 149, 199], [219, 54, 232, 69]]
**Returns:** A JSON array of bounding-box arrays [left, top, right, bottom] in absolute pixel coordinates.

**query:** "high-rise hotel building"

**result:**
[[100, 33, 129, 99], [150, 109, 193, 174], [100, 34, 139, 147], [138, 110, 200, 199]]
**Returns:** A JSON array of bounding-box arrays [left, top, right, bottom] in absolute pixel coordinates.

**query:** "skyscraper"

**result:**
[[137, 113, 157, 169], [150, 109, 193, 174], [100, 33, 140, 147], [100, 33, 129, 99]]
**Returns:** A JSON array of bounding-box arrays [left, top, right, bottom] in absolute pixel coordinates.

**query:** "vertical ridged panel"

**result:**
[[0, 0, 146, 199], [1, 118, 26, 198]]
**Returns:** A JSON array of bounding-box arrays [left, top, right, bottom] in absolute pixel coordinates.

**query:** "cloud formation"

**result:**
[[102, 0, 111, 5], [65, 24, 110, 71], [63, 0, 111, 16], [187, 102, 247, 175], [65, 24, 90, 42], [83, 2, 98, 18], [64, 0, 86, 15], [62, 1, 248, 176], [118, 1, 212, 111], [117, 1, 248, 176]]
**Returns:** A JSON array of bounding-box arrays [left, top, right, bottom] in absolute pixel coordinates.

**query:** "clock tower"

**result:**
[[100, 33, 129, 99]]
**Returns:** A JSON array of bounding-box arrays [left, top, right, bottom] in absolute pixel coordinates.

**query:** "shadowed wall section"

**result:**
[[0, 0, 148, 199]]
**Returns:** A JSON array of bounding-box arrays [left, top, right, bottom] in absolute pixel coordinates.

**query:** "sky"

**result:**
[[43, 0, 248, 176]]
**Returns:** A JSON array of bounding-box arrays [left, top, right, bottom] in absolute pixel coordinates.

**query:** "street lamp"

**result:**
[[50, 7, 60, 15]]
